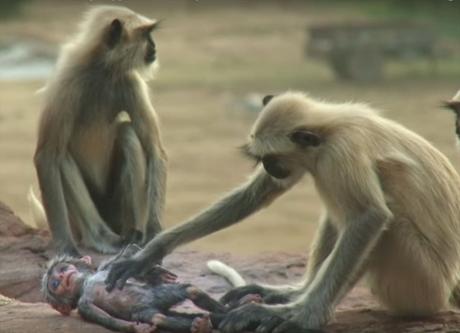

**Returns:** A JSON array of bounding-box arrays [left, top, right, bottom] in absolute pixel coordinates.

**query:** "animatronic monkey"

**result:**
[[107, 92, 460, 332], [42, 247, 234, 333], [33, 5, 166, 256]]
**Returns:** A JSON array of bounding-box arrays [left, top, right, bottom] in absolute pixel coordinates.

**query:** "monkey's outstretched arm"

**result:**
[[106, 168, 300, 290], [78, 300, 148, 333]]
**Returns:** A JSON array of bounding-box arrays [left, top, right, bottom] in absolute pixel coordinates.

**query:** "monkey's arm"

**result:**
[[220, 214, 337, 306], [130, 81, 167, 240], [106, 168, 300, 290], [305, 214, 338, 283], [78, 300, 147, 333]]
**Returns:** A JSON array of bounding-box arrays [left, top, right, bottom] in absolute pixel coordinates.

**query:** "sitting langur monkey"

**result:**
[[107, 92, 460, 332], [34, 6, 166, 256]]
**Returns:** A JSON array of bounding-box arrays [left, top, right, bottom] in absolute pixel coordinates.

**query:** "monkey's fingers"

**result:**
[[219, 303, 277, 333], [105, 259, 144, 291], [220, 284, 265, 305], [152, 265, 178, 278]]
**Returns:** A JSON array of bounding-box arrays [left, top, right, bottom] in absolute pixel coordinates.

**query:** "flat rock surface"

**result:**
[[0, 201, 459, 333]]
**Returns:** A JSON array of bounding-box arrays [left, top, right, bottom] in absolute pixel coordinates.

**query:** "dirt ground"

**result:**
[[0, 0, 459, 255]]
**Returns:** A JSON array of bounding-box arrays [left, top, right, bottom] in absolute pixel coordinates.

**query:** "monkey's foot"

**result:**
[[238, 293, 263, 305], [220, 284, 265, 306], [221, 284, 293, 307], [55, 242, 81, 257], [219, 303, 322, 333], [133, 322, 156, 333], [122, 229, 143, 246], [219, 303, 283, 333], [191, 315, 212, 333]]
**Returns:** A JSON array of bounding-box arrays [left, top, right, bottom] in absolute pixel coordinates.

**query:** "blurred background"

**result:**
[[0, 0, 459, 255]]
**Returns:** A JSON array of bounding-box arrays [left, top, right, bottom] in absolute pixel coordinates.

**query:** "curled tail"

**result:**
[[27, 187, 47, 229], [207, 260, 246, 287]]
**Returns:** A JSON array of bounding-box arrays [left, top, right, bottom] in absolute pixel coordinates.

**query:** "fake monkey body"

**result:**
[[43, 255, 225, 333]]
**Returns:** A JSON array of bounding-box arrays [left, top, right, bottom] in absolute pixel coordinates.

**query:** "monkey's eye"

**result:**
[[50, 279, 60, 290], [58, 265, 67, 273]]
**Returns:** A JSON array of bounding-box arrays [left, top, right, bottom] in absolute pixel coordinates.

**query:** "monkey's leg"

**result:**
[[35, 151, 79, 255], [368, 227, 452, 317], [166, 310, 224, 329], [61, 155, 122, 253], [186, 286, 227, 313], [150, 313, 207, 333], [111, 122, 149, 244]]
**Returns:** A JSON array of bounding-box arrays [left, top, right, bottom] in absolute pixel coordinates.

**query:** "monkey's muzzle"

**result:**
[[262, 155, 291, 179]]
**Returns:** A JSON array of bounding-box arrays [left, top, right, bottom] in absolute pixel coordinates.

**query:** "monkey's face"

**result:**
[[43, 256, 93, 315], [241, 93, 323, 179], [48, 262, 80, 297], [103, 15, 159, 73]]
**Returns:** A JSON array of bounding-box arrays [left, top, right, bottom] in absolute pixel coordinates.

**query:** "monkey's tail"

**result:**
[[27, 187, 48, 229], [207, 260, 246, 287]]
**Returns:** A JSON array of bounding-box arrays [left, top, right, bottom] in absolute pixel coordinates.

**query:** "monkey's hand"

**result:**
[[141, 265, 178, 285], [219, 303, 284, 333], [221, 284, 291, 307], [105, 257, 147, 291], [219, 303, 322, 333]]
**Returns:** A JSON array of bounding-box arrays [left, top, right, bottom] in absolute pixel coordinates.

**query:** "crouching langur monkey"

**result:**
[[33, 6, 167, 256], [42, 245, 234, 333], [106, 92, 460, 332]]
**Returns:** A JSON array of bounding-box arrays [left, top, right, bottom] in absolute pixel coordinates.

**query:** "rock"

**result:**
[[0, 201, 459, 332]]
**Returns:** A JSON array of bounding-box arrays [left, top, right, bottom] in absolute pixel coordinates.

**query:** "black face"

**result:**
[[240, 144, 291, 179], [145, 33, 156, 63], [262, 155, 291, 179]]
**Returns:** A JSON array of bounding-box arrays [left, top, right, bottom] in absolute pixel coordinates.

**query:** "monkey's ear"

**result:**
[[290, 129, 321, 147], [444, 101, 460, 115], [262, 95, 274, 106], [106, 19, 123, 49]]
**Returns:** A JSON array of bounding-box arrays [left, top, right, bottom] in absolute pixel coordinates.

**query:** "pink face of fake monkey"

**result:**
[[47, 256, 92, 315]]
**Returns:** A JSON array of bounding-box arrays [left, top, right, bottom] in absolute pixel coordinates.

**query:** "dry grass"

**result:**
[[0, 0, 459, 254]]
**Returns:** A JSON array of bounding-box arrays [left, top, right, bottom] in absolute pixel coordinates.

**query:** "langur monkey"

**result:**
[[107, 92, 460, 332], [34, 6, 167, 256]]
